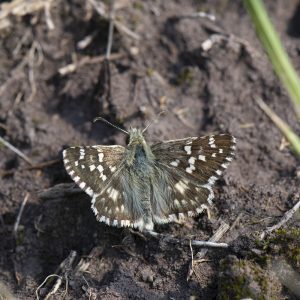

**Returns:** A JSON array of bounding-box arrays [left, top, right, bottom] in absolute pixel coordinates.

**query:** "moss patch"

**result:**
[[218, 255, 281, 300], [262, 227, 300, 272]]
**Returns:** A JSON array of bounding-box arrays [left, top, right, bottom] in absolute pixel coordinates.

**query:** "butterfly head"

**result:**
[[127, 128, 146, 146]]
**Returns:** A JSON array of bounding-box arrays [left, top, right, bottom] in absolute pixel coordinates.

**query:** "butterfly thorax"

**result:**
[[125, 128, 155, 169]]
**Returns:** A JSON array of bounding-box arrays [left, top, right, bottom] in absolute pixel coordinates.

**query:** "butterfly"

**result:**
[[63, 118, 236, 231]]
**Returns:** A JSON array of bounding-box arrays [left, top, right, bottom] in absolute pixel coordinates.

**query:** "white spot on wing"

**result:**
[[169, 214, 177, 221], [85, 187, 94, 196], [175, 181, 187, 195], [188, 156, 196, 164], [79, 149, 85, 160], [201, 184, 214, 205], [221, 163, 229, 169], [144, 221, 154, 231], [209, 137, 217, 148], [109, 166, 116, 172], [208, 176, 218, 185], [89, 164, 96, 171], [186, 156, 196, 173], [98, 152, 104, 162], [107, 188, 119, 202], [170, 159, 180, 167], [196, 206, 204, 214], [79, 182, 86, 189], [174, 199, 181, 208], [133, 218, 144, 229], [215, 169, 222, 176], [99, 216, 106, 222], [178, 213, 185, 220], [184, 145, 192, 155], [97, 165, 104, 172], [198, 155, 206, 161], [186, 165, 195, 174]]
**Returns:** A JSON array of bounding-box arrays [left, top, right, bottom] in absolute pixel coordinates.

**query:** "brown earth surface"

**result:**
[[0, 0, 300, 299]]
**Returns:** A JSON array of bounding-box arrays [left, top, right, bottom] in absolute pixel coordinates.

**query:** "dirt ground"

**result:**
[[1, 0, 300, 299]]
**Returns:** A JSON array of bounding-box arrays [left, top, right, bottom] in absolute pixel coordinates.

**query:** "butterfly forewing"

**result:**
[[151, 134, 236, 184], [63, 145, 125, 197]]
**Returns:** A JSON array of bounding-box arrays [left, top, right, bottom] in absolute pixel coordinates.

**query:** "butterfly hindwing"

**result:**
[[92, 165, 156, 229], [150, 164, 213, 223], [64, 145, 154, 229], [91, 174, 135, 227]]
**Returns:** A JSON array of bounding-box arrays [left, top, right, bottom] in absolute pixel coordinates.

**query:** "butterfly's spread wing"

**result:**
[[63, 145, 134, 226], [150, 134, 236, 223]]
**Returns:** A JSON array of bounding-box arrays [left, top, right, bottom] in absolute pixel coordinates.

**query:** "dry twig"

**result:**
[[36, 251, 77, 300], [228, 212, 243, 232], [0, 158, 60, 177], [146, 230, 229, 248], [58, 53, 124, 75], [186, 221, 229, 280], [36, 274, 61, 300], [0, 136, 33, 165], [38, 183, 82, 199], [87, 0, 140, 40], [44, 0, 55, 30], [106, 0, 115, 60], [180, 11, 216, 21], [260, 198, 300, 240], [13, 192, 30, 238], [0, 0, 55, 30], [195, 221, 230, 260]]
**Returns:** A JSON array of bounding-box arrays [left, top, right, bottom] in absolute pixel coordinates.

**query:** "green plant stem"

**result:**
[[256, 97, 300, 156]]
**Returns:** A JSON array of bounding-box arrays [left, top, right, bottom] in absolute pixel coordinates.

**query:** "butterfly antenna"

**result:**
[[93, 117, 129, 135], [142, 111, 166, 133]]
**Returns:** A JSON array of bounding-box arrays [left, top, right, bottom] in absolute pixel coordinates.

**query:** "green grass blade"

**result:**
[[244, 0, 300, 118]]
